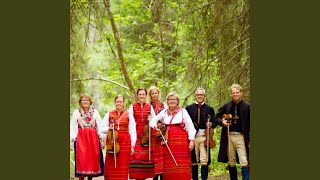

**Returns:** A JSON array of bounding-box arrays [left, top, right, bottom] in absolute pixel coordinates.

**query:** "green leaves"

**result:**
[[70, 0, 250, 112]]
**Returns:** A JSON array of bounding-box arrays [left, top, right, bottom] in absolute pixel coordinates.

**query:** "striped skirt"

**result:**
[[163, 125, 191, 180], [129, 128, 154, 179], [104, 131, 131, 180]]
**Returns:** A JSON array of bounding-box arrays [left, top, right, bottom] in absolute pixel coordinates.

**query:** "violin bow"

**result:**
[[148, 114, 151, 161], [207, 115, 211, 165], [158, 129, 178, 167], [112, 118, 117, 168]]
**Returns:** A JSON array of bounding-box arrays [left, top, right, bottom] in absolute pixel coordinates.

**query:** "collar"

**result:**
[[232, 99, 243, 105], [195, 102, 205, 105]]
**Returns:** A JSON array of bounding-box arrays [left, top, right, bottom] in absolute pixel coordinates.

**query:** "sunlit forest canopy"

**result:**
[[70, 0, 250, 114]]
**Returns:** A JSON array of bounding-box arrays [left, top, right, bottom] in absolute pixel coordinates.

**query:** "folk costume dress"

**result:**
[[102, 110, 137, 180], [128, 102, 156, 179], [149, 107, 196, 180], [70, 107, 105, 177], [150, 101, 167, 176]]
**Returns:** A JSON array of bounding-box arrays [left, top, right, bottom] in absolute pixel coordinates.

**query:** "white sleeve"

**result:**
[[100, 112, 110, 141], [128, 112, 137, 146], [150, 110, 165, 129], [128, 104, 134, 115], [149, 105, 156, 120], [182, 109, 196, 140], [94, 110, 105, 139], [163, 102, 168, 109], [70, 110, 78, 142]]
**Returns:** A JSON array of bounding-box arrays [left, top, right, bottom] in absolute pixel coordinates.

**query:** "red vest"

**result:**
[[109, 110, 129, 131], [151, 101, 165, 115], [132, 102, 151, 126]]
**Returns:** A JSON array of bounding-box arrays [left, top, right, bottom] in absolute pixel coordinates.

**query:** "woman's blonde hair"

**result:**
[[147, 86, 161, 103]]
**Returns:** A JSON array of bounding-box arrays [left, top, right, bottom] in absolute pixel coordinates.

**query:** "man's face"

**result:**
[[231, 88, 242, 102], [196, 90, 205, 104]]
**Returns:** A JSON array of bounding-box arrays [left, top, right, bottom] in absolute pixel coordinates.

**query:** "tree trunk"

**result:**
[[104, 0, 136, 97]]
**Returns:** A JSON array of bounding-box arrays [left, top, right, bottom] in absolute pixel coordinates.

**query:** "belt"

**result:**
[[229, 132, 242, 135], [82, 126, 94, 128], [196, 134, 206, 137]]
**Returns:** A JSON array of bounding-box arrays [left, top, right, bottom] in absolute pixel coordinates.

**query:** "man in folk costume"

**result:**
[[70, 94, 105, 180], [147, 86, 168, 180], [129, 88, 156, 180], [150, 92, 196, 180], [102, 95, 137, 180], [215, 84, 250, 180], [186, 88, 217, 180]]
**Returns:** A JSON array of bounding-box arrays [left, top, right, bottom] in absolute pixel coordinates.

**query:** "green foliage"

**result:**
[[70, 0, 249, 175]]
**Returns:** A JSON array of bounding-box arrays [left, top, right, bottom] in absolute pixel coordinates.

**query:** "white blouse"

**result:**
[[102, 111, 137, 147], [70, 108, 105, 142], [149, 108, 196, 140]]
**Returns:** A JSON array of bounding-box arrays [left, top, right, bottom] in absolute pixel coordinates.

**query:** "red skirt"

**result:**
[[129, 125, 154, 179], [152, 129, 164, 175], [163, 125, 191, 180], [104, 131, 131, 180], [75, 128, 102, 176]]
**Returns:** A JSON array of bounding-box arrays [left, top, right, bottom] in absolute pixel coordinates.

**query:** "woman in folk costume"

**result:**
[[149, 92, 196, 180], [102, 95, 137, 180], [147, 86, 168, 180], [129, 88, 156, 180], [70, 93, 105, 180]]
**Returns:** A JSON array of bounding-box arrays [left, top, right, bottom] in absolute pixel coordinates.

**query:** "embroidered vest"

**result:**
[[151, 101, 165, 115], [132, 102, 151, 126], [109, 110, 129, 131]]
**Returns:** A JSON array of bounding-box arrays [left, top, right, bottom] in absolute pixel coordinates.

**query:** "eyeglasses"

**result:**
[[168, 99, 177, 101], [115, 101, 124, 103], [81, 100, 90, 102], [196, 94, 204, 96]]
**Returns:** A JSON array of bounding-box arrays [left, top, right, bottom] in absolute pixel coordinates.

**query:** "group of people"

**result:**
[[70, 84, 250, 180]]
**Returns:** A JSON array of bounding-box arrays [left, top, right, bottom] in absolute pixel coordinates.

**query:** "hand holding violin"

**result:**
[[206, 122, 212, 128], [100, 138, 105, 149]]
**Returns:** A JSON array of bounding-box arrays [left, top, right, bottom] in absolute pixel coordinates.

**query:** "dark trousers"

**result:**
[[191, 147, 211, 180]]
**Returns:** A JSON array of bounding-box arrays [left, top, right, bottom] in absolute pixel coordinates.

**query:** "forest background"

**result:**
[[70, 0, 250, 176]]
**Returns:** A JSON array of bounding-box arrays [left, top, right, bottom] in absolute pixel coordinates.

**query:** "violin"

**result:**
[[155, 121, 167, 140], [141, 114, 151, 147], [222, 113, 239, 125], [141, 124, 149, 147], [106, 118, 120, 154], [204, 115, 215, 149]]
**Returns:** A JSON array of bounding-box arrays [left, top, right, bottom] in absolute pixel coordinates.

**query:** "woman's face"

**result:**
[[167, 95, 178, 109], [150, 89, 159, 101], [80, 97, 91, 109], [115, 96, 124, 111], [137, 90, 147, 103]]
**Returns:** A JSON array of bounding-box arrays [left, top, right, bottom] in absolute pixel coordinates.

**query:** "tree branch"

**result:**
[[70, 77, 129, 90]]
